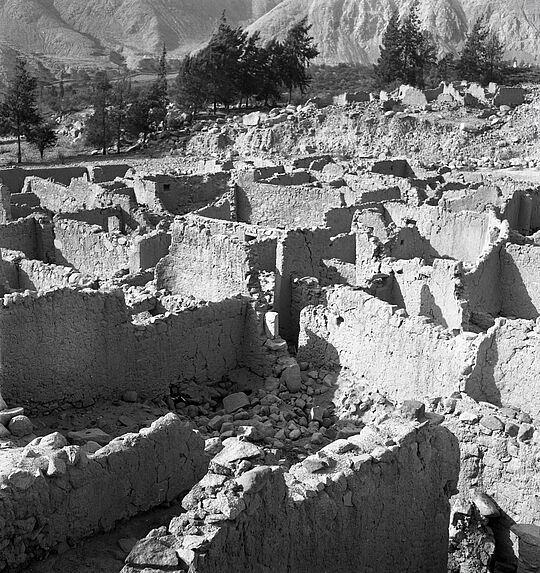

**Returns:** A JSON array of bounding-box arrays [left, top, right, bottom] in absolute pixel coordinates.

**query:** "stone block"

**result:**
[[280, 358, 302, 393], [264, 312, 279, 339], [223, 392, 250, 414]]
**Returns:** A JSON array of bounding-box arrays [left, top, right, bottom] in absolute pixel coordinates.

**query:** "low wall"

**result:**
[[0, 414, 207, 572], [0, 166, 86, 193], [54, 218, 131, 278], [17, 259, 96, 291], [122, 421, 459, 573], [297, 286, 480, 401], [0, 289, 248, 410]]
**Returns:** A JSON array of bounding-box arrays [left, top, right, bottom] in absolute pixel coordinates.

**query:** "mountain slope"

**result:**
[[0, 0, 282, 72], [248, 0, 540, 65]]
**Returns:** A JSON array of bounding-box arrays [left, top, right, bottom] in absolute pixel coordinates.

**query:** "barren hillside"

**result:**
[[248, 0, 540, 64]]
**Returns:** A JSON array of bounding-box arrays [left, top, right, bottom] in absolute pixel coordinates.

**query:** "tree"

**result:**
[[148, 44, 169, 129], [125, 88, 153, 142], [26, 123, 58, 160], [400, 2, 436, 88], [257, 39, 285, 106], [281, 17, 319, 102], [175, 54, 209, 113], [110, 77, 130, 154], [1, 58, 42, 163], [203, 14, 245, 111], [85, 71, 113, 154], [374, 11, 403, 85], [237, 31, 265, 107], [458, 17, 504, 85]]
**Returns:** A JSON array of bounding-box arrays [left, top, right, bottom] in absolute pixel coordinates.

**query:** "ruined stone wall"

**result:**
[[469, 318, 540, 412], [297, 286, 479, 401], [500, 242, 540, 319], [156, 219, 276, 301], [131, 174, 229, 215], [0, 166, 87, 194], [384, 203, 495, 265], [0, 289, 248, 410], [0, 217, 40, 259], [53, 218, 131, 278], [235, 172, 355, 228], [386, 258, 466, 330], [128, 231, 171, 274], [17, 259, 96, 291], [0, 415, 207, 572], [122, 422, 459, 573]]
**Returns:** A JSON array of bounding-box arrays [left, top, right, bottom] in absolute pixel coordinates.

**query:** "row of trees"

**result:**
[[375, 1, 505, 88], [85, 46, 169, 154], [0, 59, 58, 163], [176, 16, 319, 112]]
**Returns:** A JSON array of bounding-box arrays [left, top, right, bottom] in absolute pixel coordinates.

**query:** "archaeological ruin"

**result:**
[[1, 81, 540, 573]]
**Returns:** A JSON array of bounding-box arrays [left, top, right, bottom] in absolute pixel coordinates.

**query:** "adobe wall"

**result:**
[[235, 171, 355, 228], [122, 422, 459, 573], [385, 258, 467, 330], [0, 216, 41, 259], [18, 259, 97, 291], [297, 286, 480, 401], [130, 173, 229, 215], [0, 414, 207, 572], [0, 166, 86, 194], [0, 289, 247, 410], [156, 218, 276, 301], [53, 218, 131, 278], [500, 242, 540, 319], [128, 231, 171, 273], [87, 164, 131, 183], [384, 203, 496, 265]]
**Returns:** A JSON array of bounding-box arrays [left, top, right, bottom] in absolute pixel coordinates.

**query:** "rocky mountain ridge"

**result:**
[[248, 0, 540, 65]]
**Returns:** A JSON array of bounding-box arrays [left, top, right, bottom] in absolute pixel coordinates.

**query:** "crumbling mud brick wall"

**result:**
[[0, 216, 53, 260], [0, 166, 87, 194], [0, 289, 248, 410], [128, 231, 171, 274], [466, 318, 540, 412], [384, 203, 497, 265], [53, 218, 131, 278], [276, 228, 356, 342], [122, 421, 459, 573], [235, 171, 355, 228], [17, 259, 96, 291], [130, 173, 229, 215], [384, 258, 467, 330], [156, 218, 276, 301], [500, 242, 540, 319], [0, 414, 207, 572], [297, 286, 480, 401]]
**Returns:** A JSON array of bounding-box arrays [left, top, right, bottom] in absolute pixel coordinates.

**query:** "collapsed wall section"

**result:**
[[123, 420, 459, 573], [0, 414, 207, 572]]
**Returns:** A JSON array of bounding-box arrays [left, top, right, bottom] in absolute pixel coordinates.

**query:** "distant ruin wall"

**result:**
[[0, 415, 207, 572], [0, 289, 247, 410], [131, 174, 229, 215], [123, 422, 459, 573], [297, 286, 479, 401], [0, 166, 87, 194], [54, 218, 131, 278], [235, 173, 353, 228]]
